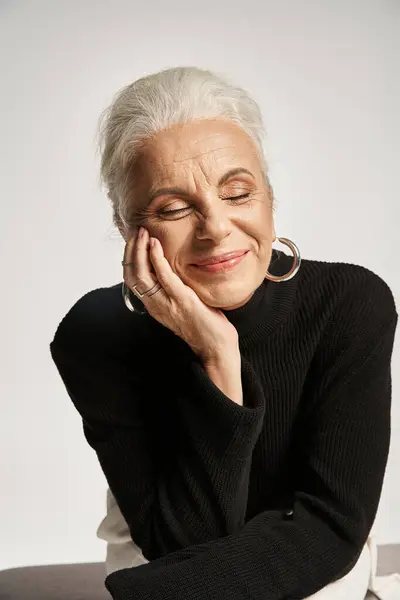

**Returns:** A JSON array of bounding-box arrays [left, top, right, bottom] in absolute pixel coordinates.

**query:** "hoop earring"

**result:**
[[122, 282, 148, 315], [265, 237, 301, 282]]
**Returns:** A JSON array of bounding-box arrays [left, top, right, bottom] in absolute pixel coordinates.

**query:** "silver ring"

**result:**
[[145, 283, 163, 298], [132, 281, 161, 299]]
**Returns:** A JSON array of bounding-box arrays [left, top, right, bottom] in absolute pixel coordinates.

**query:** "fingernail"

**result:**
[[139, 226, 145, 238]]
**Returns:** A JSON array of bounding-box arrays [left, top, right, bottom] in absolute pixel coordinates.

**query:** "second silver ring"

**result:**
[[132, 281, 162, 299]]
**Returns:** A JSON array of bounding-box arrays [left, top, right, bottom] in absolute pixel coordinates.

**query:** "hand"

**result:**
[[122, 227, 239, 362]]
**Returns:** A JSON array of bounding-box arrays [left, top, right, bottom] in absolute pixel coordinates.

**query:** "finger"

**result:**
[[149, 237, 186, 299], [135, 228, 154, 280], [122, 232, 138, 282], [129, 228, 162, 301]]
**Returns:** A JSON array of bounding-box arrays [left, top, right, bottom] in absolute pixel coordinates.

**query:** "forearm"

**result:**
[[148, 355, 264, 555], [104, 507, 360, 600], [203, 349, 243, 406]]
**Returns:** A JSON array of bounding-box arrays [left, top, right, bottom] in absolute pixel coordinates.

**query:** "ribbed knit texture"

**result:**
[[50, 251, 398, 600]]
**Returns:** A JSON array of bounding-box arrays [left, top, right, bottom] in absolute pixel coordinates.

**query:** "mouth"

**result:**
[[191, 250, 249, 273]]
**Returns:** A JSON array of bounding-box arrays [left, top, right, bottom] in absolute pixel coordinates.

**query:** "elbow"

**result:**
[[128, 508, 183, 561], [326, 513, 372, 581]]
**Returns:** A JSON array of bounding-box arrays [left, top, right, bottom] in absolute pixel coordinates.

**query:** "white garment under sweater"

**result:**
[[97, 488, 400, 600]]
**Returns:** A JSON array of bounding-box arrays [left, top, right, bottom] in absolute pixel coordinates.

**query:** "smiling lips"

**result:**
[[192, 250, 249, 273]]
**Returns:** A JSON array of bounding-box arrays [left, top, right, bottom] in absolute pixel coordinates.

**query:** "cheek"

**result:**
[[240, 207, 273, 243], [245, 211, 274, 260], [149, 224, 184, 265], [254, 202, 274, 240]]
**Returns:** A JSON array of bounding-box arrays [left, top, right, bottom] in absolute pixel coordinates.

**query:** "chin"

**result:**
[[195, 280, 258, 310]]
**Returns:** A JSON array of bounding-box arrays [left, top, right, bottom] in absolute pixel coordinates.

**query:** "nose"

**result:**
[[194, 203, 232, 244]]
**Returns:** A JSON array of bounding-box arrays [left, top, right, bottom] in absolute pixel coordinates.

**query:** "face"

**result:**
[[126, 118, 276, 310]]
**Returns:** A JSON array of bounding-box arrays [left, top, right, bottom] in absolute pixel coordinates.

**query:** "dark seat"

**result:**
[[0, 561, 109, 600]]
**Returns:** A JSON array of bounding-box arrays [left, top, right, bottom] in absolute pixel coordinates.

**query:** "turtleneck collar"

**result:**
[[221, 250, 298, 349]]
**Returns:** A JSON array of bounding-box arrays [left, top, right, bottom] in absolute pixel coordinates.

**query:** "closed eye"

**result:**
[[226, 193, 250, 201], [159, 193, 251, 219]]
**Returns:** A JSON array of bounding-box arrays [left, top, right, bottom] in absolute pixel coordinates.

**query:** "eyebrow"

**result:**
[[218, 167, 255, 186], [147, 167, 255, 204]]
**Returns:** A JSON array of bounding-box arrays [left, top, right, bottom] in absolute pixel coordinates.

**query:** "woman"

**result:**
[[50, 67, 398, 600]]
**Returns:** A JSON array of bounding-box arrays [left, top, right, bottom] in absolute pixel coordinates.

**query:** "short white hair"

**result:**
[[97, 66, 270, 236]]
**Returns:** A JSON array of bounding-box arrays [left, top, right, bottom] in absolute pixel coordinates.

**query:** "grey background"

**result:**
[[0, 0, 399, 570]]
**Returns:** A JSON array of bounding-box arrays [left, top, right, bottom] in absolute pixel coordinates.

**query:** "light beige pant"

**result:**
[[98, 488, 399, 599]]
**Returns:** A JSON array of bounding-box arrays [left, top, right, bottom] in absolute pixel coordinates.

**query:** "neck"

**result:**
[[221, 250, 298, 348]]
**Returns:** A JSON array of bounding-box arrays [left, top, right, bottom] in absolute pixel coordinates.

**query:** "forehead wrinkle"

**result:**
[[160, 144, 244, 168]]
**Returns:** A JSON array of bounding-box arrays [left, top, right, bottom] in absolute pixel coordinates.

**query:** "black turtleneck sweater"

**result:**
[[50, 251, 398, 600]]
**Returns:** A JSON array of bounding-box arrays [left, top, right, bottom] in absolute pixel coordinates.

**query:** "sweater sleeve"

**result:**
[[50, 318, 265, 560], [104, 305, 398, 599]]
